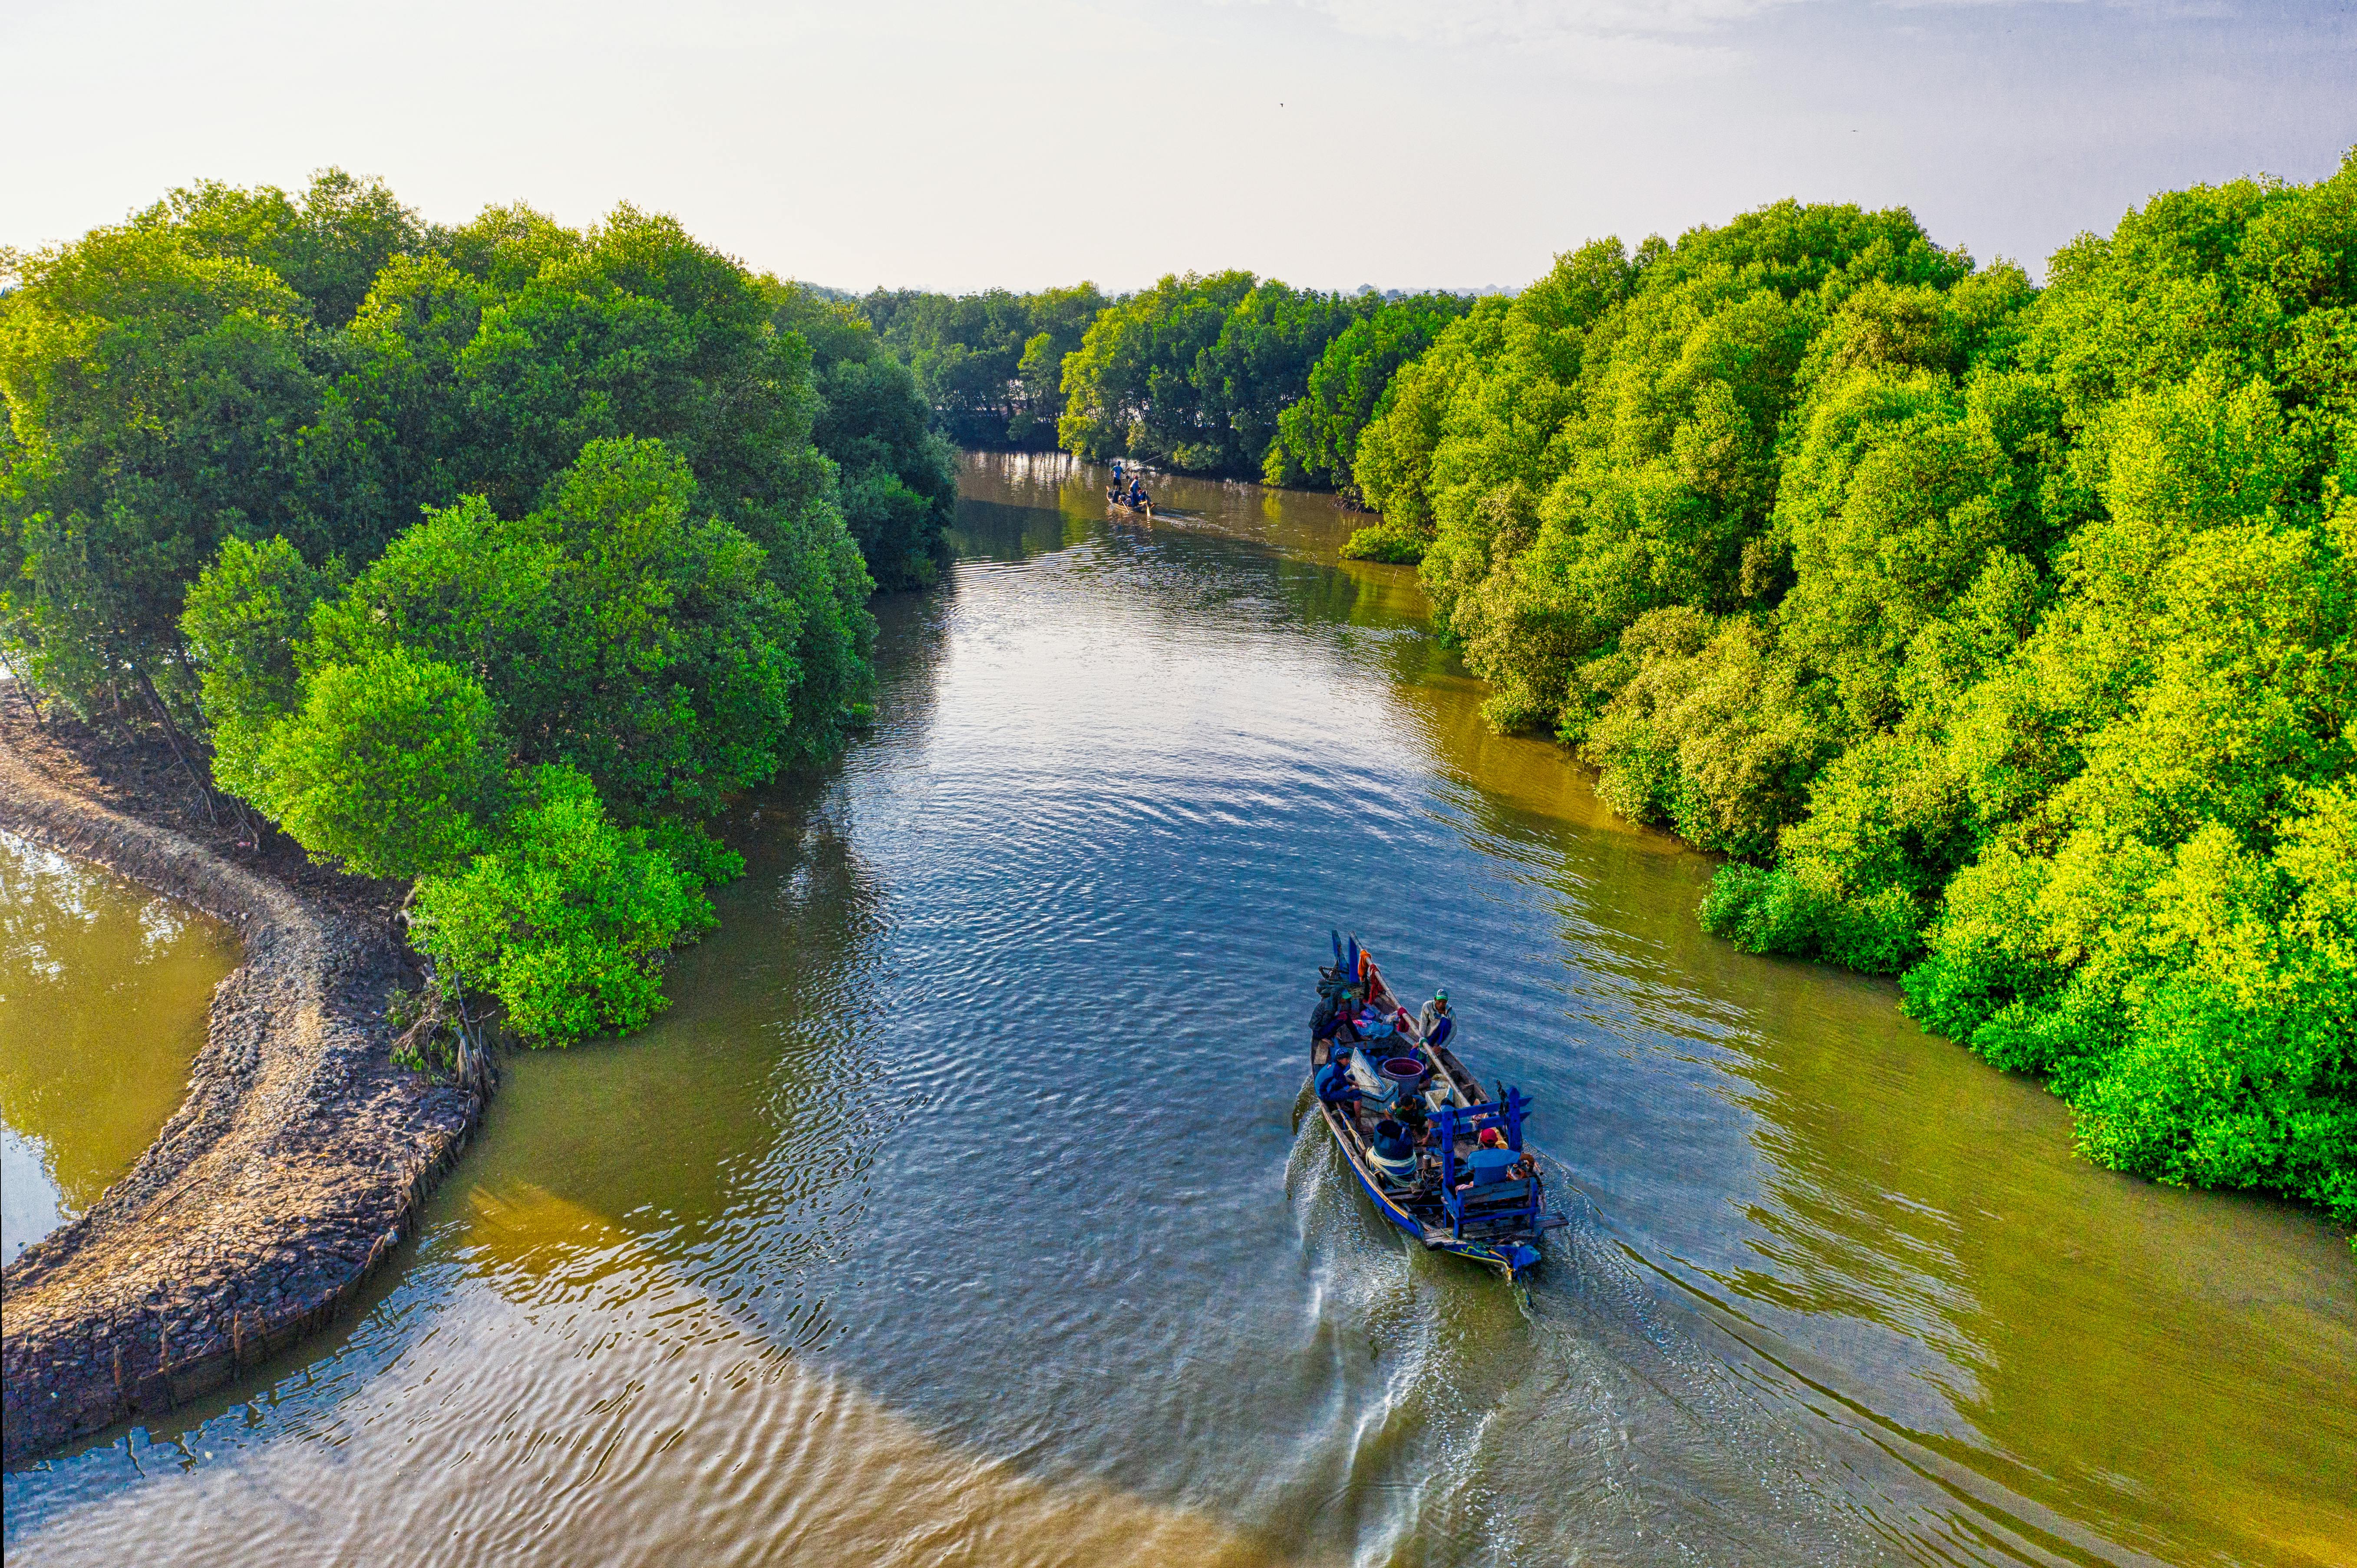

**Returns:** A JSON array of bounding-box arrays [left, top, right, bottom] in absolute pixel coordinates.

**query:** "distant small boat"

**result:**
[[1106, 484, 1155, 519], [1306, 933, 1566, 1280]]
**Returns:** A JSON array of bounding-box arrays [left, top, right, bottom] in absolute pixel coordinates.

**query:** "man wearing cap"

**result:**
[[1458, 1126, 1518, 1189], [1417, 990, 1456, 1050], [1314, 1053, 1361, 1107]]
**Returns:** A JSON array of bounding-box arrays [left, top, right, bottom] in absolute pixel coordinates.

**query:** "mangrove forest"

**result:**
[[4, 158, 2350, 1235]]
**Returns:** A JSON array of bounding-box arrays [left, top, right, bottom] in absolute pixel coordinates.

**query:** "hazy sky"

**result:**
[[5, 0, 2350, 293]]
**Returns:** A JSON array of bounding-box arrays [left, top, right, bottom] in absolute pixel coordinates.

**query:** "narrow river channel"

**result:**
[[5, 454, 2351, 1566]]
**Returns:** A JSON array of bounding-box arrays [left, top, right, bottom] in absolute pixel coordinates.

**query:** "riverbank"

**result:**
[[0, 691, 481, 1467]]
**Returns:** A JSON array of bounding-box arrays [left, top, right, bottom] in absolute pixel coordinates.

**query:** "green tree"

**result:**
[[136, 168, 424, 329], [302, 437, 810, 821], [1270, 293, 1475, 492], [858, 283, 1108, 450], [1364, 158, 2357, 1222], [1057, 273, 1373, 478], [252, 646, 505, 880], [769, 283, 957, 589], [178, 534, 338, 800], [1348, 298, 1512, 560], [410, 764, 724, 1044], [13, 175, 930, 1057], [0, 223, 326, 716]]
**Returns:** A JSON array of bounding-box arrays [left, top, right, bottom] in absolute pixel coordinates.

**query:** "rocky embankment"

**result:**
[[0, 697, 481, 1467]]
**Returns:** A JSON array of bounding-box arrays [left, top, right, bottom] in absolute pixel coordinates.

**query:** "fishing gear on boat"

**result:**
[[1300, 932, 1566, 1281]]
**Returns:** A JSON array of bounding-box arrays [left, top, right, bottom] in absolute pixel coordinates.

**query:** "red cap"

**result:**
[[1478, 1127, 1505, 1147]]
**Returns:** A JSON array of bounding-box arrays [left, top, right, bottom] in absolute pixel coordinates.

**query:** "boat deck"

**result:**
[[1309, 962, 1555, 1267]]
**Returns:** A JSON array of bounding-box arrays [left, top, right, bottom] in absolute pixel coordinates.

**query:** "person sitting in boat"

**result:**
[[1399, 1102, 1437, 1175], [1314, 1054, 1361, 1106], [1457, 1127, 1519, 1189], [1417, 991, 1456, 1050], [1311, 988, 1358, 1046]]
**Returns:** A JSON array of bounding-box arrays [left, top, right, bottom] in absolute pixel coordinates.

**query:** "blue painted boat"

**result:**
[[1307, 937, 1566, 1281]]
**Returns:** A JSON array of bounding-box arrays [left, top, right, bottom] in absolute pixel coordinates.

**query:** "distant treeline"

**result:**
[[1, 173, 954, 1048], [858, 285, 1108, 451], [848, 278, 1474, 499], [865, 157, 2357, 1227]]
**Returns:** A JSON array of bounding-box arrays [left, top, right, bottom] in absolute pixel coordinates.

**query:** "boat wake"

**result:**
[[1286, 1116, 2096, 1567]]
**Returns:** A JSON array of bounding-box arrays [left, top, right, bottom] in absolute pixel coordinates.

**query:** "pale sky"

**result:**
[[4, 0, 2350, 293]]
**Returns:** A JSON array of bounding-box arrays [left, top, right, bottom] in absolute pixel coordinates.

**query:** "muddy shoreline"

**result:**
[[0, 691, 482, 1468]]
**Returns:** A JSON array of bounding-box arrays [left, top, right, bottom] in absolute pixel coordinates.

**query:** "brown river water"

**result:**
[[1, 833, 234, 1266], [3, 453, 2350, 1566]]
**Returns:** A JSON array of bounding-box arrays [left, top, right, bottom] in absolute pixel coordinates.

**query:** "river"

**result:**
[[3, 453, 2350, 1566]]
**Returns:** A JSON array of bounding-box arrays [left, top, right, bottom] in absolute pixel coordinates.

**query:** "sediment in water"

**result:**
[[0, 695, 481, 1467]]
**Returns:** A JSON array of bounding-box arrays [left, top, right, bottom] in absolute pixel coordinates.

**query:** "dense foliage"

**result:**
[[1356, 161, 2357, 1221], [769, 283, 958, 588], [1056, 274, 1395, 480], [10, 163, 2347, 1217], [2, 172, 934, 1044], [1264, 293, 1476, 498], [857, 285, 1107, 450], [851, 280, 1475, 509]]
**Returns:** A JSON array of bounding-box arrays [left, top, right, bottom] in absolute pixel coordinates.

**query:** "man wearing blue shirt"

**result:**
[[1315, 1056, 1361, 1106]]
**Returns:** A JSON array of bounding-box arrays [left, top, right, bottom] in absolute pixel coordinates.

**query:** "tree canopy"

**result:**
[[1265, 293, 1476, 495], [1355, 159, 2357, 1223], [769, 283, 958, 589], [3, 171, 938, 1045], [1055, 273, 1381, 480], [848, 280, 1479, 505], [10, 162, 2349, 1212], [2, 172, 924, 726]]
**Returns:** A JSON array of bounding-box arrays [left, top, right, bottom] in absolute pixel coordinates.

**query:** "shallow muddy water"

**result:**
[[0, 833, 234, 1265], [4, 455, 2350, 1566]]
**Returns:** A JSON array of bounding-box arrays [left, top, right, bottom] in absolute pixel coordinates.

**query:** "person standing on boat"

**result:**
[[1417, 991, 1456, 1050]]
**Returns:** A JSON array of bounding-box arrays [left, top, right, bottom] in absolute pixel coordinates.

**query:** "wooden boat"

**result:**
[[1106, 484, 1155, 519], [1307, 935, 1566, 1280]]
